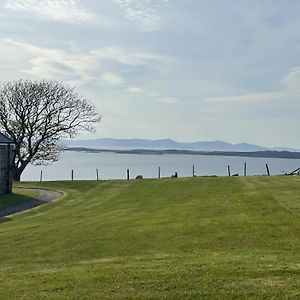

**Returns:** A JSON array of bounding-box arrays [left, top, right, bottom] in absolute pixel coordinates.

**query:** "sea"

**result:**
[[21, 150, 300, 181]]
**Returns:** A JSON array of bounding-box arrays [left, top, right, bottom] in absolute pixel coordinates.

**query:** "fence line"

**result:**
[[34, 162, 283, 181]]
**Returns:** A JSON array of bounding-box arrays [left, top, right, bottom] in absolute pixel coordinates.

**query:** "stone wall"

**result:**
[[0, 145, 13, 194]]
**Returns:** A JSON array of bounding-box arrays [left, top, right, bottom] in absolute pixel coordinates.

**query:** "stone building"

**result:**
[[0, 133, 14, 194]]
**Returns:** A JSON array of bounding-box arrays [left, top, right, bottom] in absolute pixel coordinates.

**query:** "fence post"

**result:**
[[192, 165, 195, 177], [127, 169, 130, 180], [227, 165, 231, 177], [40, 170, 43, 182], [244, 162, 247, 177], [266, 164, 270, 176], [71, 169, 74, 181], [96, 169, 99, 181], [158, 166, 161, 179]]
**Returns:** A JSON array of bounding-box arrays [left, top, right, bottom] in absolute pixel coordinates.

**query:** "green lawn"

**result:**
[[0, 176, 299, 299]]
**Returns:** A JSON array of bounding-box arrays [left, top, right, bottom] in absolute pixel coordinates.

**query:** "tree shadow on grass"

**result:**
[[0, 193, 43, 223], [0, 216, 11, 224]]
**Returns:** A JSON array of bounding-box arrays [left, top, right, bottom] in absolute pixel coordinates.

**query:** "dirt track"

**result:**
[[0, 188, 63, 218]]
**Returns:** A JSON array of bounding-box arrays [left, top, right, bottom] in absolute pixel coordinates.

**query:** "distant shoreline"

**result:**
[[65, 147, 300, 160]]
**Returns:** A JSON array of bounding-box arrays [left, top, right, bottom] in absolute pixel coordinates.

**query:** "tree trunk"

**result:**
[[13, 168, 22, 182], [13, 163, 28, 182]]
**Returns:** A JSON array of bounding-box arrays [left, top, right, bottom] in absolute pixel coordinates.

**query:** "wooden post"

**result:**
[[244, 162, 247, 177], [158, 166, 161, 179], [227, 165, 231, 177], [266, 164, 270, 176], [71, 169, 74, 181], [192, 165, 195, 177], [6, 144, 10, 192], [127, 169, 130, 180], [96, 169, 99, 181], [40, 170, 43, 182]]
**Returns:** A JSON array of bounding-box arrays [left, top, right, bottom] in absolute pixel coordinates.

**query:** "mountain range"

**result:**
[[62, 138, 299, 152]]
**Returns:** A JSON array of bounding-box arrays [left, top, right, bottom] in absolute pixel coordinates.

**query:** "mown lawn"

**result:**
[[0, 176, 299, 299]]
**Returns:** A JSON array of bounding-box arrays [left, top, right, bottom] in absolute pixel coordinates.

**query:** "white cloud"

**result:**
[[5, 0, 98, 24], [4, 39, 95, 81], [281, 66, 300, 92], [149, 92, 161, 97], [157, 96, 179, 104], [91, 47, 159, 65], [205, 67, 300, 104], [126, 86, 143, 93], [114, 0, 168, 31], [3, 39, 159, 85], [205, 91, 287, 103], [101, 72, 124, 86]]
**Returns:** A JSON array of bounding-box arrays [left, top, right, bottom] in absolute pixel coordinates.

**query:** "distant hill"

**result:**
[[61, 138, 288, 152], [65, 147, 300, 160]]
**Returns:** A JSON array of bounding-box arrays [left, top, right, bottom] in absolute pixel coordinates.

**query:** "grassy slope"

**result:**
[[0, 177, 299, 299]]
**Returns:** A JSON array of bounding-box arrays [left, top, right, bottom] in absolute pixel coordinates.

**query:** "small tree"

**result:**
[[0, 79, 101, 181]]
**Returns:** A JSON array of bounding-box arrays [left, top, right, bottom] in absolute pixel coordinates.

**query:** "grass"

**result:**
[[0, 187, 37, 209], [0, 176, 299, 299]]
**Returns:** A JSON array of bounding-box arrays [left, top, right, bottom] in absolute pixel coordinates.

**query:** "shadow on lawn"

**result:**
[[0, 216, 11, 224], [0, 193, 42, 222]]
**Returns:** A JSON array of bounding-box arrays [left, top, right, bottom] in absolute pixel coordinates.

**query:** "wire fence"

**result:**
[[35, 163, 280, 182]]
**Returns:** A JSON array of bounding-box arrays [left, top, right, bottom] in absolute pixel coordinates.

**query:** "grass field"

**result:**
[[0, 176, 299, 299]]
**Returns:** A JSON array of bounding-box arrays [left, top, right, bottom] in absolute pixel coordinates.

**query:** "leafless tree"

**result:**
[[0, 79, 101, 181]]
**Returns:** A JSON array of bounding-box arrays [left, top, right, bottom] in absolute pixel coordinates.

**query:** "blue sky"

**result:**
[[1, 0, 300, 147]]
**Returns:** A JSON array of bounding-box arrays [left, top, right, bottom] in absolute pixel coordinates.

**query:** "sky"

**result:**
[[1, 0, 300, 147]]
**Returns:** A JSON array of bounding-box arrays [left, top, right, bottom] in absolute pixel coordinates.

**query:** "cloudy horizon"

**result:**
[[1, 0, 300, 148]]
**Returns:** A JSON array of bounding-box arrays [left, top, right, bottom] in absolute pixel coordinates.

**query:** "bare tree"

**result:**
[[0, 79, 101, 181]]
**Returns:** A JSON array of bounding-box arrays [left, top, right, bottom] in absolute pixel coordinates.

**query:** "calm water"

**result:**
[[21, 151, 300, 181]]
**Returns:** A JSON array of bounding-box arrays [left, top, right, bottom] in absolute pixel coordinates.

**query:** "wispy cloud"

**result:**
[[114, 0, 168, 31], [126, 86, 143, 93], [3, 39, 159, 85], [205, 92, 287, 103], [2, 39, 180, 106], [204, 67, 300, 104], [281, 66, 300, 92], [157, 96, 180, 104], [5, 0, 98, 24], [91, 47, 159, 65], [148, 92, 161, 97], [4, 39, 95, 81], [125, 87, 179, 105], [101, 72, 124, 86]]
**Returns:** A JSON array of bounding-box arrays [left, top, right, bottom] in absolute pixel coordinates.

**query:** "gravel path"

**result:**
[[0, 188, 63, 218]]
